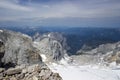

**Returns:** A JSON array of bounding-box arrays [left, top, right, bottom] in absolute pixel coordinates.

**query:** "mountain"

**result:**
[[33, 32, 69, 62], [48, 41, 120, 80], [76, 41, 120, 66], [1, 26, 120, 55], [0, 29, 42, 66], [31, 29, 120, 80], [1, 28, 120, 80], [0, 29, 62, 80]]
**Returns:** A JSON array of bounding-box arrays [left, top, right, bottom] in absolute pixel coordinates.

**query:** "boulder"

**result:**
[[4, 68, 22, 76]]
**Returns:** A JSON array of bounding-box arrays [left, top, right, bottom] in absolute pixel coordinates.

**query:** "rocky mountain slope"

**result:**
[[1, 28, 120, 80], [75, 42, 120, 66], [0, 29, 62, 80], [33, 32, 69, 62], [0, 29, 42, 66], [32, 31, 120, 66], [47, 41, 120, 80]]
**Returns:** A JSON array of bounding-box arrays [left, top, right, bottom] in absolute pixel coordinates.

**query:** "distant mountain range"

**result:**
[[0, 26, 120, 54]]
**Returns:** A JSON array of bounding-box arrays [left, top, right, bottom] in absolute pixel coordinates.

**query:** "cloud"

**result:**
[[0, 0, 32, 11], [0, 0, 120, 22]]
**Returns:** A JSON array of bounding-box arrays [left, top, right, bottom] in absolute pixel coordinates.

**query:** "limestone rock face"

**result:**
[[0, 30, 63, 80], [0, 30, 42, 66], [103, 51, 120, 64], [33, 32, 69, 61], [76, 42, 120, 65], [0, 40, 5, 66]]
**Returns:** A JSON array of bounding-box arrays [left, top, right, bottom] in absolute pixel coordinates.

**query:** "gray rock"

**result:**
[[0, 73, 3, 80], [21, 64, 62, 80], [0, 41, 5, 67], [76, 41, 120, 65], [16, 73, 25, 79], [0, 63, 62, 80], [33, 32, 69, 61], [0, 68, 5, 73], [4, 68, 22, 76], [0, 30, 63, 80], [0, 30, 42, 66]]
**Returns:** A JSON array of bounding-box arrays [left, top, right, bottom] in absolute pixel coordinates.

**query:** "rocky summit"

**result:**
[[0, 29, 62, 80]]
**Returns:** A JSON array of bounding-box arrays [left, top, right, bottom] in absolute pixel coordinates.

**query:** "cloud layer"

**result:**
[[0, 0, 120, 27]]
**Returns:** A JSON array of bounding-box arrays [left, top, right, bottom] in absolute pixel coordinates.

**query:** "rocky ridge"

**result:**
[[75, 42, 120, 66], [33, 31, 120, 66], [0, 64, 62, 80], [1, 28, 120, 80], [0, 29, 62, 80], [33, 32, 69, 62], [0, 29, 42, 66]]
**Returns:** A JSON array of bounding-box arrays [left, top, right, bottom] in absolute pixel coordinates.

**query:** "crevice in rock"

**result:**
[[1, 62, 16, 69], [0, 41, 5, 67], [0, 41, 16, 69]]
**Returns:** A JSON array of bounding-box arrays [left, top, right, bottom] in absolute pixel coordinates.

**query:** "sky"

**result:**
[[0, 0, 120, 27]]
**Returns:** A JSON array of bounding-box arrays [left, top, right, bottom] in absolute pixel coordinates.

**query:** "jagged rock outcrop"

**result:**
[[33, 32, 69, 62], [0, 64, 62, 80], [76, 42, 120, 65], [0, 30, 42, 67], [0, 29, 63, 80]]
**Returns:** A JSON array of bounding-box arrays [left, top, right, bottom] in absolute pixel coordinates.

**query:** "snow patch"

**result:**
[[0, 30, 3, 32], [22, 34, 31, 39], [41, 54, 47, 62], [109, 62, 117, 68], [60, 58, 68, 65], [60, 57, 71, 65], [48, 33, 51, 37]]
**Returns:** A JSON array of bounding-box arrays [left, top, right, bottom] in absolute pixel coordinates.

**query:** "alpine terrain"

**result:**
[[0, 27, 120, 80], [0, 29, 62, 80]]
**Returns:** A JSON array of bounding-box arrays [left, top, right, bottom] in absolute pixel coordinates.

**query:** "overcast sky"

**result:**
[[0, 0, 120, 27]]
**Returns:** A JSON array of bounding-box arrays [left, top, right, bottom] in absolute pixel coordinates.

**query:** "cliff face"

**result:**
[[0, 30, 42, 66], [0, 30, 62, 80], [0, 40, 5, 67], [33, 32, 69, 62]]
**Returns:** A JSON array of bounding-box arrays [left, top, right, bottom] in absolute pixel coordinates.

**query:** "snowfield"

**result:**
[[48, 63, 120, 80], [37, 46, 120, 80]]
